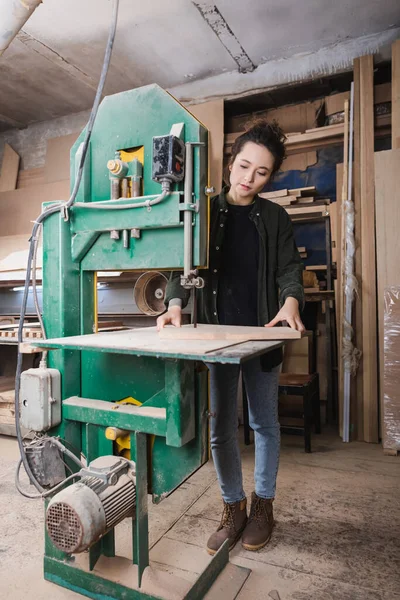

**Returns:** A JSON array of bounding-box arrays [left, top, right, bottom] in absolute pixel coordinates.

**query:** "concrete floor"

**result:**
[[0, 431, 399, 599]]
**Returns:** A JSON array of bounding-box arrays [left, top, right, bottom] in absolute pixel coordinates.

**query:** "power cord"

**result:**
[[15, 0, 120, 497]]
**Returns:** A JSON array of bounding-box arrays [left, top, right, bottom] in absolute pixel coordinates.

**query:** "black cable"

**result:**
[[15, 0, 120, 496], [65, 0, 119, 213]]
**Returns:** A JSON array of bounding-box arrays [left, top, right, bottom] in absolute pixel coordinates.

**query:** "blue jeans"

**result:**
[[207, 359, 280, 503]]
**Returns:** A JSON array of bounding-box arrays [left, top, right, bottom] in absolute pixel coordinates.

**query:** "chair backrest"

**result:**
[[282, 331, 314, 374]]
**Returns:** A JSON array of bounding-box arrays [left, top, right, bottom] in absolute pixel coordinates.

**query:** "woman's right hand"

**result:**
[[156, 306, 182, 331]]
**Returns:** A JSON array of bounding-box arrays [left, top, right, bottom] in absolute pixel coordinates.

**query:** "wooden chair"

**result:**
[[242, 331, 321, 452]]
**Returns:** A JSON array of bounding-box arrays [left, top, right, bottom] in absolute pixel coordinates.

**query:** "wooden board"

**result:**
[[338, 101, 349, 440], [17, 167, 45, 189], [32, 327, 284, 364], [329, 200, 337, 263], [288, 186, 317, 197], [280, 151, 317, 172], [0, 180, 70, 236], [45, 133, 79, 183], [225, 123, 346, 156], [0, 143, 20, 192], [282, 333, 312, 374], [305, 265, 327, 271], [158, 324, 301, 341], [286, 205, 330, 217], [274, 198, 298, 207], [359, 55, 378, 443], [188, 100, 224, 194], [393, 39, 400, 149], [353, 57, 363, 441], [375, 149, 400, 445], [259, 189, 288, 199]]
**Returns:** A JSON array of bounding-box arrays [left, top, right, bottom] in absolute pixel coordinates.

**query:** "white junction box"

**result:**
[[20, 367, 61, 431]]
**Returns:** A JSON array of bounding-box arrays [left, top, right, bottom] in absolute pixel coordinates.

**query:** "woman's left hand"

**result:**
[[265, 297, 305, 332]]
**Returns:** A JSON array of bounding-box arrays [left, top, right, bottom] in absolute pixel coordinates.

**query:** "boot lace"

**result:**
[[219, 503, 236, 531], [249, 497, 270, 526]]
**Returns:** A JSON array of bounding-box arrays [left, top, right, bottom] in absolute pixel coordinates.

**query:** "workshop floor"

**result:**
[[0, 431, 399, 600]]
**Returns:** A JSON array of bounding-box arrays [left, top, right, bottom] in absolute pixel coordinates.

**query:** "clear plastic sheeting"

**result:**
[[343, 198, 361, 376], [383, 287, 400, 451]]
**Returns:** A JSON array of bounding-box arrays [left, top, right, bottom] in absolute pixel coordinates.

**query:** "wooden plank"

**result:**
[[19, 342, 42, 354], [288, 186, 317, 197], [225, 116, 391, 157], [338, 100, 349, 438], [258, 189, 288, 199], [285, 205, 330, 217], [297, 196, 315, 204], [375, 149, 400, 448], [188, 100, 224, 194], [0, 143, 20, 192], [32, 327, 284, 364], [305, 265, 327, 271], [0, 180, 70, 236], [273, 197, 298, 206], [225, 124, 346, 155], [353, 57, 363, 441], [260, 194, 298, 206], [392, 39, 400, 149], [359, 55, 378, 443], [282, 333, 312, 374], [330, 200, 337, 263], [44, 133, 79, 183], [16, 167, 45, 189], [280, 151, 317, 172], [158, 324, 301, 341]]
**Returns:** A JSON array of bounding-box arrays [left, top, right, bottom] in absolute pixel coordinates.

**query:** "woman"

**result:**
[[157, 121, 305, 555]]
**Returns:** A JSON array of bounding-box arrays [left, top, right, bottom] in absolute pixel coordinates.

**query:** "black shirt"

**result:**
[[217, 203, 259, 326]]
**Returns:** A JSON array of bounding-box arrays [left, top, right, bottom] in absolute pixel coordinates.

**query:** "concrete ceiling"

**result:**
[[0, 0, 399, 131]]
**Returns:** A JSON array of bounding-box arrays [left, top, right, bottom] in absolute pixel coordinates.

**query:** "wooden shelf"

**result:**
[[225, 116, 391, 156]]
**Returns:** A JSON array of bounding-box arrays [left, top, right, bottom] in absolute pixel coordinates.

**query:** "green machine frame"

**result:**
[[36, 84, 274, 599], [39, 84, 231, 599]]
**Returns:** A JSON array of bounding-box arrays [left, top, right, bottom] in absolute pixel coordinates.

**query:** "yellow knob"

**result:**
[[105, 427, 129, 440]]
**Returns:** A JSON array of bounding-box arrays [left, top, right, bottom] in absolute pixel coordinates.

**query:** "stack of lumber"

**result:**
[[336, 42, 399, 446], [297, 246, 307, 259], [259, 186, 330, 219], [0, 322, 43, 340]]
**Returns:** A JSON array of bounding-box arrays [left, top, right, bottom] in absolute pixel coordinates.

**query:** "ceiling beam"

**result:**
[[0, 112, 26, 129], [192, 3, 255, 73], [16, 30, 99, 93]]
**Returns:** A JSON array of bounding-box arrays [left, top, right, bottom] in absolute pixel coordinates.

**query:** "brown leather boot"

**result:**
[[241, 492, 274, 551], [206, 498, 247, 555]]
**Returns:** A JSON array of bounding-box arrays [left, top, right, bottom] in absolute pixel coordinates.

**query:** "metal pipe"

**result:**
[[121, 178, 128, 198], [183, 142, 193, 278], [0, 0, 43, 57], [110, 178, 120, 200], [132, 179, 141, 198]]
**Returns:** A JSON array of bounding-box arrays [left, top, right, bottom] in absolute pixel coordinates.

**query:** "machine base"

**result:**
[[44, 540, 249, 600]]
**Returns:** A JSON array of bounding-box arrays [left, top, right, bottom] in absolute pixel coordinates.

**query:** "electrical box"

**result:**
[[152, 135, 185, 182], [20, 367, 61, 432]]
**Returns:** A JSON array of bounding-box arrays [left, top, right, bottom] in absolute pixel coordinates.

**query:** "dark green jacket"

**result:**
[[164, 190, 304, 369]]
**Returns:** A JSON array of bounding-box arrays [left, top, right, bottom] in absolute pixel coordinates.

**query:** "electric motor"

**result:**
[[46, 455, 136, 554]]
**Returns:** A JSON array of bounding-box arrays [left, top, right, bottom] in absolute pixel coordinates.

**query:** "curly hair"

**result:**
[[229, 119, 287, 177]]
